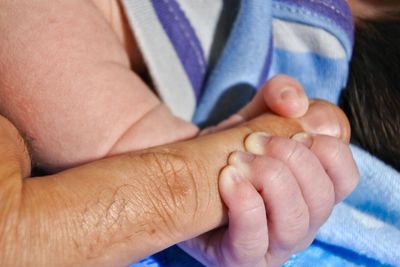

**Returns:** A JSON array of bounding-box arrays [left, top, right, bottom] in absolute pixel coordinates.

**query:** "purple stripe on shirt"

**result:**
[[151, 0, 206, 100], [274, 0, 354, 44]]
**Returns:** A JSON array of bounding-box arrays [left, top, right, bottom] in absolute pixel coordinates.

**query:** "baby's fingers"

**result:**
[[246, 133, 335, 232], [302, 134, 360, 202], [219, 162, 268, 267], [227, 151, 309, 266]]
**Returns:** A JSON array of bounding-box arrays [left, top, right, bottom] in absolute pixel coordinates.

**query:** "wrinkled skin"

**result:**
[[0, 1, 359, 266]]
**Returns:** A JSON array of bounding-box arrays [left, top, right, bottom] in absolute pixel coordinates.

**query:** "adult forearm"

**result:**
[[3, 98, 352, 267], [1, 113, 304, 267]]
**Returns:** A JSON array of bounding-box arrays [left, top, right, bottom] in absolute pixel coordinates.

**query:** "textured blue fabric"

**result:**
[[192, 0, 353, 126], [284, 240, 393, 267], [268, 0, 352, 105], [273, 0, 354, 53], [131, 246, 204, 267], [283, 146, 400, 266], [269, 49, 349, 104], [192, 0, 272, 127]]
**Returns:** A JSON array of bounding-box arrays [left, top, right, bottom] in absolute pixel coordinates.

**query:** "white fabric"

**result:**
[[122, 0, 196, 120], [176, 0, 223, 60], [273, 19, 346, 59]]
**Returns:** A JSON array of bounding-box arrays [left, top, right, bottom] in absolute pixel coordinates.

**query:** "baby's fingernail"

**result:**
[[219, 165, 244, 191], [292, 132, 313, 148], [280, 86, 300, 103], [245, 132, 271, 155]]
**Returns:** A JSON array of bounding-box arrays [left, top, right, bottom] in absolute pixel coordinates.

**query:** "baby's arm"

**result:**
[[0, 0, 198, 171]]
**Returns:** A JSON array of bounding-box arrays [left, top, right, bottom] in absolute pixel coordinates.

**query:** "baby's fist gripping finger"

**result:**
[[245, 132, 336, 232], [294, 134, 360, 202], [241, 131, 359, 263], [221, 149, 311, 267]]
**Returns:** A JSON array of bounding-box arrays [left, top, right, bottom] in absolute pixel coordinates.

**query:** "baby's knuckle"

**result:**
[[232, 238, 267, 259], [265, 158, 288, 181], [291, 203, 309, 232], [279, 205, 309, 247], [310, 187, 335, 226], [269, 137, 306, 163], [285, 140, 308, 163], [261, 159, 294, 194]]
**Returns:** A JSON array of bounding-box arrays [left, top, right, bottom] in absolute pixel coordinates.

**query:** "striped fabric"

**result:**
[[121, 0, 202, 121], [121, 0, 352, 125], [122, 0, 400, 266]]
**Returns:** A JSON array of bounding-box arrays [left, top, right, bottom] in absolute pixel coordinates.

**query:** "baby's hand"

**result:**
[[182, 75, 357, 266], [181, 132, 359, 267]]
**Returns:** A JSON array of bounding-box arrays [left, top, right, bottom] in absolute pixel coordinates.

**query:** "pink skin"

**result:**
[[0, 1, 359, 265], [181, 136, 357, 267], [180, 80, 359, 267]]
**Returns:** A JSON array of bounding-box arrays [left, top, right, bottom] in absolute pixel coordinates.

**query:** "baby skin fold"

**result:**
[[0, 100, 353, 267]]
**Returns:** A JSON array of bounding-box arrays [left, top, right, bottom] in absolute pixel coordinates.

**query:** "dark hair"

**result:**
[[340, 12, 400, 171]]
